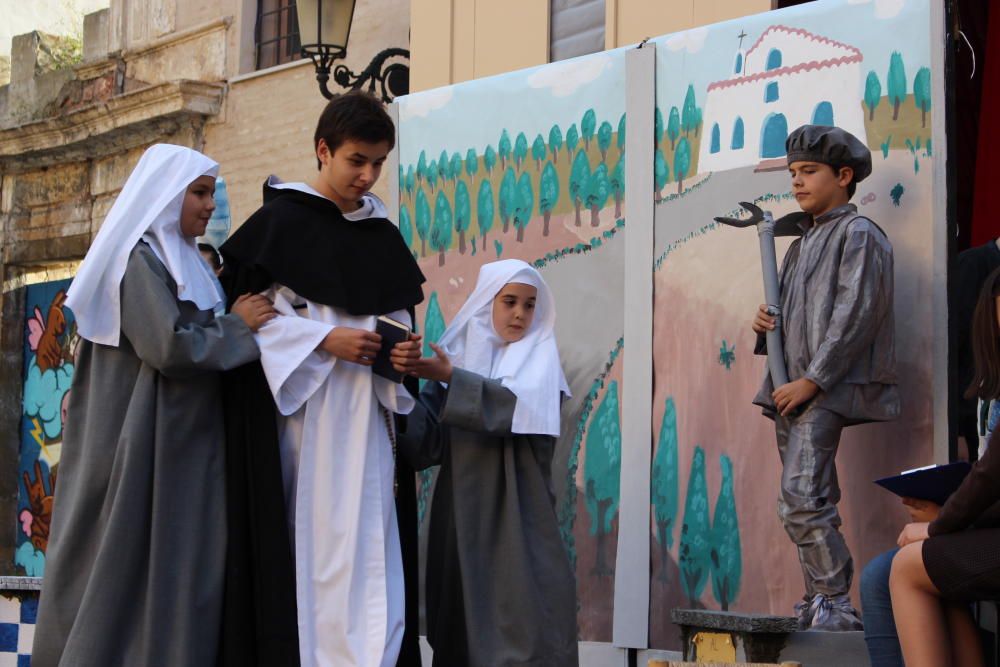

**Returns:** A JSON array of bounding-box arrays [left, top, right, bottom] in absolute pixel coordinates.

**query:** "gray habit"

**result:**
[[32, 242, 259, 667], [753, 204, 900, 598], [398, 368, 578, 667]]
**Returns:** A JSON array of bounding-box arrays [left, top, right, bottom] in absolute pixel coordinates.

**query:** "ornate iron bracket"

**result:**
[[306, 46, 410, 102]]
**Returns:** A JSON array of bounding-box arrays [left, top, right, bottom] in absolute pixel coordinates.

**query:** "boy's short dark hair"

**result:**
[[313, 91, 396, 169]]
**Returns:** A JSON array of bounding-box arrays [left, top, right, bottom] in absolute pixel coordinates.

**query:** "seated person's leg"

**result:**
[[860, 548, 903, 667]]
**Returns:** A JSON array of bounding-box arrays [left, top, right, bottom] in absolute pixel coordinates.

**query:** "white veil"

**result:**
[[65, 144, 224, 346], [436, 259, 570, 437]]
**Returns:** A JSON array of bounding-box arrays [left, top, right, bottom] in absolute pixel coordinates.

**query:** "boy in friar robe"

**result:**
[[218, 91, 426, 667], [751, 125, 900, 631]]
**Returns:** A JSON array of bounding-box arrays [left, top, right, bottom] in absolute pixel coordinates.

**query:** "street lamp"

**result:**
[[296, 0, 410, 102]]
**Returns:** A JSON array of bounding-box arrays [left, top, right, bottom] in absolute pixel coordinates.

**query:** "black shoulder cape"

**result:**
[[220, 183, 425, 314], [217, 182, 424, 667]]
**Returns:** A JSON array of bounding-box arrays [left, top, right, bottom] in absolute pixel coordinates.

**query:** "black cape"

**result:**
[[217, 183, 425, 667]]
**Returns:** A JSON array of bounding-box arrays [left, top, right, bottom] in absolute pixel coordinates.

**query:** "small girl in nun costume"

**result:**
[[400, 259, 578, 667], [32, 144, 275, 667]]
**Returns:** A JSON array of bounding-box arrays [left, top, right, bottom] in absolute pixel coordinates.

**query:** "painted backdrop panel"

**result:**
[[17, 279, 77, 576], [397, 49, 627, 641], [648, 0, 936, 648]]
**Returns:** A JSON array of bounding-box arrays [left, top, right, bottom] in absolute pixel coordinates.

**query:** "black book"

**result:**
[[874, 462, 972, 507], [372, 316, 411, 383]]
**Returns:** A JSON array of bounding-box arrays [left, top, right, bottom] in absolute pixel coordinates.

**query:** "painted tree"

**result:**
[[887, 51, 907, 121], [513, 172, 534, 242], [597, 121, 613, 161], [450, 152, 463, 183], [654, 149, 669, 202], [674, 137, 691, 194], [682, 84, 698, 136], [499, 129, 512, 169], [566, 124, 580, 163], [531, 134, 547, 172], [651, 397, 679, 582], [416, 150, 428, 185], [864, 71, 882, 121], [514, 132, 529, 171], [667, 106, 681, 149], [414, 187, 431, 257], [465, 148, 478, 178], [399, 203, 414, 250], [427, 159, 438, 192], [431, 190, 453, 266], [569, 149, 591, 227], [913, 66, 932, 128], [423, 291, 446, 359], [499, 167, 517, 232], [711, 454, 741, 611], [585, 163, 610, 227], [454, 180, 472, 254], [694, 107, 703, 137], [438, 150, 450, 182], [679, 446, 711, 606], [617, 112, 626, 152], [610, 154, 625, 218], [549, 124, 563, 162], [484, 145, 498, 174], [584, 380, 622, 576], [405, 165, 415, 198], [538, 161, 560, 236], [477, 179, 495, 250], [654, 106, 665, 147], [581, 108, 597, 149]]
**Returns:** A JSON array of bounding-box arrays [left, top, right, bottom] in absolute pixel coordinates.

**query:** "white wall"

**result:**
[[699, 61, 865, 173]]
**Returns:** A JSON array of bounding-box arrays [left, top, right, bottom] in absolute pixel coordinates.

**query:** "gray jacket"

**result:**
[[753, 204, 900, 424]]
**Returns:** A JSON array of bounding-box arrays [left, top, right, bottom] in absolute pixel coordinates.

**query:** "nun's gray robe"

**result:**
[[399, 368, 578, 667], [32, 242, 259, 667]]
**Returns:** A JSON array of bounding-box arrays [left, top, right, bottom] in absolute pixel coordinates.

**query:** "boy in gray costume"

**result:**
[[752, 125, 900, 631]]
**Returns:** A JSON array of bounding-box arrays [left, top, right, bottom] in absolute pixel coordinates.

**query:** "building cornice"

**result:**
[[0, 80, 225, 171]]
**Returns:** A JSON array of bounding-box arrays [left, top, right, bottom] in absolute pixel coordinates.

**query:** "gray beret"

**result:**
[[785, 125, 872, 183]]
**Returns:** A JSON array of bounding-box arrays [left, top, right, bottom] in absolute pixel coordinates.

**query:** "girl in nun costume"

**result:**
[[400, 259, 578, 667], [32, 144, 275, 667]]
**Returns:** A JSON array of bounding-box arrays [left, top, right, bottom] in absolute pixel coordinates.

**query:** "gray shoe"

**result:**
[[793, 595, 814, 630], [807, 593, 864, 631]]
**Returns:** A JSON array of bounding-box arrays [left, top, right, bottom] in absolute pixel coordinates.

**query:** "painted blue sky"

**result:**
[[397, 48, 627, 168], [653, 0, 931, 112], [395, 0, 932, 168]]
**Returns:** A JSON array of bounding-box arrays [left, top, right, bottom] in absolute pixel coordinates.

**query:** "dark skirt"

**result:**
[[923, 527, 1000, 601]]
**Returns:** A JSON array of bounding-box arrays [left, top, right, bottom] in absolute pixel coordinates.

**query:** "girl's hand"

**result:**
[[390, 334, 423, 374], [321, 327, 382, 365], [901, 497, 941, 523], [897, 522, 931, 547], [409, 342, 453, 383], [232, 293, 277, 332]]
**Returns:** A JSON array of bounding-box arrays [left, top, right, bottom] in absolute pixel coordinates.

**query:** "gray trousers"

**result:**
[[775, 406, 853, 597]]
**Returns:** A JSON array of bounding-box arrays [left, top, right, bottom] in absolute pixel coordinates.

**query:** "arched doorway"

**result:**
[[760, 113, 788, 158], [812, 101, 834, 126]]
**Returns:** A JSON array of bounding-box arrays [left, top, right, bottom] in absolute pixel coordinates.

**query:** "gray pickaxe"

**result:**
[[714, 202, 806, 390]]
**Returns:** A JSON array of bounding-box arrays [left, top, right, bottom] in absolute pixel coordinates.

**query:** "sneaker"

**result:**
[[807, 593, 864, 632], [793, 595, 814, 630]]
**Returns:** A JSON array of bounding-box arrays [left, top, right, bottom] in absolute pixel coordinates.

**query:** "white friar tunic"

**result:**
[[254, 185, 413, 667]]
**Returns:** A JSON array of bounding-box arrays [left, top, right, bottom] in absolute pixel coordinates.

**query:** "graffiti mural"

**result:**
[[17, 279, 77, 576], [398, 48, 628, 640], [649, 0, 936, 648]]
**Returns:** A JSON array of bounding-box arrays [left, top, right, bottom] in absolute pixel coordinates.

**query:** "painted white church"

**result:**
[[698, 24, 869, 173]]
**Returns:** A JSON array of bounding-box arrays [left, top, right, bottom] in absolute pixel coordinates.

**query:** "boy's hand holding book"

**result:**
[[322, 327, 382, 366]]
